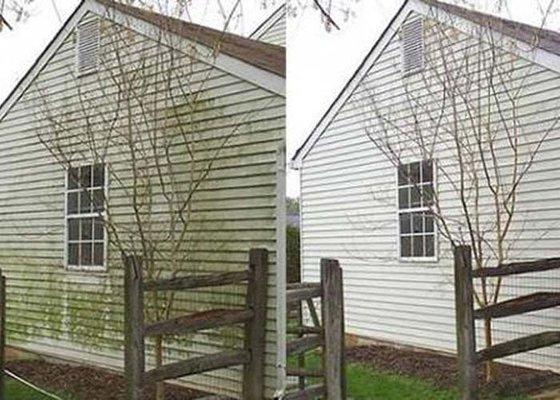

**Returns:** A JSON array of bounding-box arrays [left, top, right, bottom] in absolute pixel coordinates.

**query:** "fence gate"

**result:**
[[454, 246, 560, 400], [284, 258, 346, 400], [124, 248, 269, 400]]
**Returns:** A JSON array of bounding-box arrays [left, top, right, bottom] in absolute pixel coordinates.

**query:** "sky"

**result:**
[[1, 0, 558, 199]]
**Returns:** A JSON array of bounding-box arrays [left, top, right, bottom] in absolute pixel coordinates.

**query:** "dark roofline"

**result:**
[[424, 0, 560, 57], [0, 1, 86, 117], [97, 0, 285, 77], [291, 0, 410, 164], [292, 0, 560, 164], [250, 4, 285, 39]]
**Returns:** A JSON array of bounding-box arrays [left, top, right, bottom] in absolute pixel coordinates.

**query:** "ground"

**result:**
[[5, 345, 560, 399], [6, 360, 205, 400], [287, 344, 559, 399]]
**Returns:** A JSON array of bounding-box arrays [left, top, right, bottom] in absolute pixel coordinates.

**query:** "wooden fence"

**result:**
[[284, 258, 346, 400], [124, 248, 269, 400], [454, 246, 560, 400]]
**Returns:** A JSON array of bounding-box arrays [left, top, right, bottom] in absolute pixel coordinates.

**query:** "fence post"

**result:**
[[242, 248, 269, 399], [0, 272, 5, 400], [321, 258, 346, 400], [123, 254, 145, 400], [454, 246, 478, 400]]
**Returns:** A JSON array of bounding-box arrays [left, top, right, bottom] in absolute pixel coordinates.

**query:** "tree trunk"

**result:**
[[484, 318, 495, 382], [155, 335, 165, 400]]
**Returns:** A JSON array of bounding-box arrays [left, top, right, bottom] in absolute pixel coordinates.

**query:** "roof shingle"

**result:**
[[424, 0, 560, 57], [96, 0, 285, 77]]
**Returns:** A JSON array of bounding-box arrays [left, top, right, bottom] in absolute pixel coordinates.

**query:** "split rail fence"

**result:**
[[124, 248, 269, 400], [454, 245, 560, 400], [284, 258, 346, 400]]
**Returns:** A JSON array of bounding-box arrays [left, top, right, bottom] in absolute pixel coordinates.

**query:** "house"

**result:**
[[249, 4, 286, 47], [292, 0, 560, 373], [0, 0, 285, 398]]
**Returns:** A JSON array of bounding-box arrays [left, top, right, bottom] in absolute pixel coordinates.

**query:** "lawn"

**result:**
[[289, 353, 530, 400], [7, 377, 74, 400]]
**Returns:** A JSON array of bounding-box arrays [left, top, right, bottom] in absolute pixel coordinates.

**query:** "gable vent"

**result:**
[[76, 19, 100, 76], [401, 18, 424, 76]]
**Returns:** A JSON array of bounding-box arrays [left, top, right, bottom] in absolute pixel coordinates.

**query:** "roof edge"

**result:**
[[290, 0, 411, 168], [250, 4, 285, 39], [291, 0, 560, 168]]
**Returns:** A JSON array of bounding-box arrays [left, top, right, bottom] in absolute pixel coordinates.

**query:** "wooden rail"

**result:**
[[454, 246, 560, 400], [477, 331, 560, 362], [124, 248, 269, 400], [473, 292, 560, 320], [284, 258, 346, 400], [472, 257, 560, 278]]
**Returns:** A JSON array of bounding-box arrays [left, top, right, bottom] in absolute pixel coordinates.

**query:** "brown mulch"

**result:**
[[6, 360, 213, 400], [346, 344, 560, 396]]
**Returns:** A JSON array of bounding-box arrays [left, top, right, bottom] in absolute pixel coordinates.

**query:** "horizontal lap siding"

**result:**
[[0, 12, 284, 399], [254, 10, 285, 47], [301, 12, 560, 371]]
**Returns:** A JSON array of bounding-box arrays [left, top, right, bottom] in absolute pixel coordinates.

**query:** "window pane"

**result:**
[[412, 213, 423, 233], [398, 164, 408, 186], [398, 188, 409, 209], [425, 213, 434, 233], [68, 219, 79, 240], [413, 235, 423, 257], [80, 165, 92, 188], [93, 164, 104, 187], [81, 243, 92, 265], [410, 186, 421, 208], [68, 243, 79, 265], [422, 184, 433, 206], [92, 189, 104, 212], [68, 167, 79, 189], [93, 243, 104, 266], [400, 236, 411, 257], [425, 235, 435, 257], [81, 218, 92, 240], [94, 217, 104, 240], [67, 192, 78, 214], [79, 191, 91, 213], [399, 213, 411, 234], [422, 160, 433, 183], [410, 162, 420, 184]]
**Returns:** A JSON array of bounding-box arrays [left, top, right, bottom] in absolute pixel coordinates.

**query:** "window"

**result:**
[[398, 160, 435, 259], [76, 19, 100, 76], [66, 164, 106, 270], [401, 18, 425, 76]]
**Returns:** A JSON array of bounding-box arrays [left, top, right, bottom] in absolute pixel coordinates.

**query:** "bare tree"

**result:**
[[359, 1, 559, 381], [34, 4, 271, 399]]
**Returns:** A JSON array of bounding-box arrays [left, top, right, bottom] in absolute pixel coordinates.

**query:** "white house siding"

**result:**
[[300, 11, 560, 372], [0, 10, 284, 399], [253, 7, 286, 47]]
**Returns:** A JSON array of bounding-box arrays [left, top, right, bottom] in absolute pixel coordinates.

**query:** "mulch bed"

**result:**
[[6, 360, 212, 400], [346, 344, 560, 396]]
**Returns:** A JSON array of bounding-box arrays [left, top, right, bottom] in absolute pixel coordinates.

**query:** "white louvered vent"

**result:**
[[401, 18, 424, 76], [76, 19, 100, 76]]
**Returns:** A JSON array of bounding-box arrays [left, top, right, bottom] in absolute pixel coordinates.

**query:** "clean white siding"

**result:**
[[0, 11, 284, 399], [300, 11, 560, 372], [252, 6, 285, 47]]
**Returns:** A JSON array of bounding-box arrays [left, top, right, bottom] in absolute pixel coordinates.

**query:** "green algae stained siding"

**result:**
[[0, 9, 285, 399]]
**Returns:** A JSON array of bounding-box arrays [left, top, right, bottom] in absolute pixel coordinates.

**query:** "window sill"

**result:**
[[398, 256, 439, 264]]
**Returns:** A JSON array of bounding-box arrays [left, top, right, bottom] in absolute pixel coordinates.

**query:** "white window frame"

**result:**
[[64, 163, 108, 272], [75, 18, 101, 77], [396, 159, 438, 262]]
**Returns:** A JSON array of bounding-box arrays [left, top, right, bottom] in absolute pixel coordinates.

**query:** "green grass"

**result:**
[[289, 354, 530, 400], [6, 378, 75, 400]]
